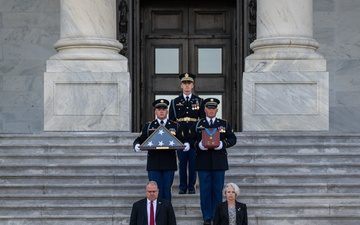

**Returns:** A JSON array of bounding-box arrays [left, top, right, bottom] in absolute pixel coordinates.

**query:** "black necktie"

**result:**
[[210, 119, 213, 126], [186, 96, 189, 102], [160, 120, 164, 126]]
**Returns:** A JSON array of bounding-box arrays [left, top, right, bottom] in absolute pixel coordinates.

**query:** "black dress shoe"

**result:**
[[203, 220, 211, 225], [188, 190, 195, 194], [179, 190, 186, 194]]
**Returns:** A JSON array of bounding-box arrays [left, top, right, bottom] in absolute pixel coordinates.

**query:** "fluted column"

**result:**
[[242, 0, 329, 131], [51, 0, 124, 60], [44, 0, 131, 132], [247, 0, 323, 61]]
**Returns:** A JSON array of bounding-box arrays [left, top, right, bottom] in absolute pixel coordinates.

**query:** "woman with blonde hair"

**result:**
[[214, 182, 248, 225]]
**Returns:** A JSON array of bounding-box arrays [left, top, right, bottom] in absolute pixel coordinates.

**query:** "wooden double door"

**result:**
[[135, 0, 243, 131]]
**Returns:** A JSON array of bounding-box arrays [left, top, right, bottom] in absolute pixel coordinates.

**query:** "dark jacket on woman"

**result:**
[[214, 200, 248, 225]]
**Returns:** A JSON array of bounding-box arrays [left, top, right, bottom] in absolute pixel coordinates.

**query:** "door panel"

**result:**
[[143, 2, 188, 35], [189, 2, 233, 35]]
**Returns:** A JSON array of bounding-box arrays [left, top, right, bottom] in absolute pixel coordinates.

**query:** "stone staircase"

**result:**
[[1, 132, 360, 225]]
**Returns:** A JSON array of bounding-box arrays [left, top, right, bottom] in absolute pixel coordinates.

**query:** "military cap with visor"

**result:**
[[203, 98, 220, 109], [152, 99, 169, 109], [179, 73, 195, 83]]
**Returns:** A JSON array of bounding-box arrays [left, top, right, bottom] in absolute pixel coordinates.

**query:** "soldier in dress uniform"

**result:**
[[169, 73, 205, 194], [133, 99, 190, 202], [188, 98, 237, 225]]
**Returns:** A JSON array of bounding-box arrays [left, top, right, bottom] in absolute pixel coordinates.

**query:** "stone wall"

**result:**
[[0, 0, 59, 133], [314, 0, 360, 132]]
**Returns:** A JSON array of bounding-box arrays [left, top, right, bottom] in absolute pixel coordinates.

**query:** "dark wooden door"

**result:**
[[139, 0, 240, 130]]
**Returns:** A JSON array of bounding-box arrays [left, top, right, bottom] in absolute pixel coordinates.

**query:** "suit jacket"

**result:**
[[214, 201, 248, 225], [133, 120, 185, 171], [129, 198, 177, 225], [188, 118, 237, 171], [169, 94, 205, 136]]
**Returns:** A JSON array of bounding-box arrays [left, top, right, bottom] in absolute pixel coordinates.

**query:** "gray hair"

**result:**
[[147, 180, 158, 188], [146, 180, 157, 187], [223, 182, 240, 197]]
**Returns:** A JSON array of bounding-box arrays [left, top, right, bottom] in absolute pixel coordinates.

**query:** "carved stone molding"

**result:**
[[118, 0, 128, 57], [248, 0, 257, 54]]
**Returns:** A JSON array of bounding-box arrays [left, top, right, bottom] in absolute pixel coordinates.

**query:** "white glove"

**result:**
[[214, 141, 223, 150], [183, 142, 190, 151], [134, 144, 141, 152], [199, 141, 208, 151]]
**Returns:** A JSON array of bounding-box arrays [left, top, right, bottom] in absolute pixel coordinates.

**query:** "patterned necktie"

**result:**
[[150, 201, 154, 225]]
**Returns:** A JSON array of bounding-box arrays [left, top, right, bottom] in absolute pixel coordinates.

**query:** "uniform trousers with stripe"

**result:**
[[198, 170, 225, 221]]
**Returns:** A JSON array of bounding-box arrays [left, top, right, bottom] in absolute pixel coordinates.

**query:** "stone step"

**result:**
[[2, 183, 360, 195], [0, 214, 359, 225], [0, 153, 147, 164], [2, 152, 360, 164], [2, 132, 360, 225], [3, 144, 360, 155], [0, 214, 204, 225], [0, 163, 359, 175], [236, 144, 360, 154], [231, 172, 360, 184], [228, 153, 360, 163], [2, 172, 360, 185], [0, 133, 137, 145], [1, 193, 360, 205], [0, 145, 134, 154], [0, 203, 360, 217], [253, 214, 360, 225], [2, 132, 360, 144], [0, 215, 131, 225]]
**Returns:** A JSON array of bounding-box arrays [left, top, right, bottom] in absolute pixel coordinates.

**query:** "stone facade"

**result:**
[[0, 0, 359, 133], [243, 0, 329, 131], [44, 0, 130, 131]]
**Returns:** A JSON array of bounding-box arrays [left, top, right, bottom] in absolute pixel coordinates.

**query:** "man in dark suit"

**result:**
[[129, 181, 177, 225], [133, 99, 190, 201], [169, 73, 205, 195], [188, 98, 237, 225]]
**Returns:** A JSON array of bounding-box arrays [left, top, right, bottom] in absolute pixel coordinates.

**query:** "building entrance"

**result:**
[[130, 0, 245, 131]]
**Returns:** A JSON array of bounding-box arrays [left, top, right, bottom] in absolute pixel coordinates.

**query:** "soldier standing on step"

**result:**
[[133, 99, 190, 202], [169, 73, 205, 195], [188, 98, 237, 225]]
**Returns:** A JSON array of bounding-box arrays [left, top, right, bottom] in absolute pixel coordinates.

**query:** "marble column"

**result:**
[[242, 0, 329, 131], [44, 0, 131, 131]]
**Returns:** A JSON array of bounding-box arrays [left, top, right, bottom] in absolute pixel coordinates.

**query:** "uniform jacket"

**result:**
[[188, 118, 237, 171], [129, 197, 177, 225], [133, 120, 185, 171], [214, 201, 248, 225], [169, 94, 205, 136]]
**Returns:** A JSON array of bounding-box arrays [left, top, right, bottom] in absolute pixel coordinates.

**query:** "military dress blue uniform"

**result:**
[[133, 99, 186, 202], [188, 98, 237, 224], [169, 73, 205, 194]]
